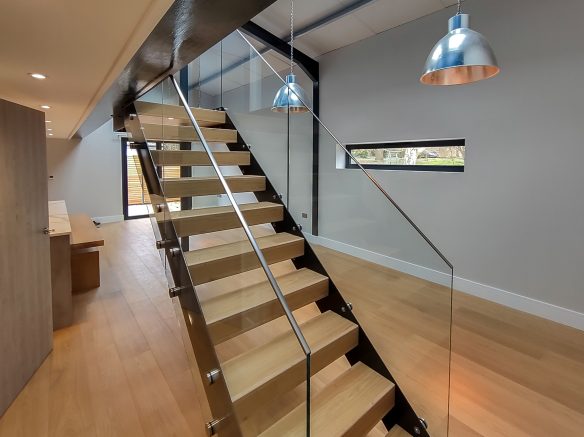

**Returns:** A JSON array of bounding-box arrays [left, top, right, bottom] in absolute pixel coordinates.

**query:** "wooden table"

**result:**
[[48, 201, 72, 330]]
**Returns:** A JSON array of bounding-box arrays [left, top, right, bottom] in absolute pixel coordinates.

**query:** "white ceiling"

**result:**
[[0, 0, 174, 139], [253, 0, 458, 58], [195, 0, 459, 96]]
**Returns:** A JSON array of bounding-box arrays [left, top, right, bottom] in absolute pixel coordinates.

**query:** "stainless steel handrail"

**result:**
[[168, 75, 312, 357], [236, 30, 453, 270]]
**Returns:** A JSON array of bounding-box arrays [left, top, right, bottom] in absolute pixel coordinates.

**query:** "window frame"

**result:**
[[344, 138, 465, 172]]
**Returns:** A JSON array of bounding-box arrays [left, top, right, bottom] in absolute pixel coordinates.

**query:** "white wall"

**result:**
[[316, 0, 584, 326], [46, 120, 123, 222]]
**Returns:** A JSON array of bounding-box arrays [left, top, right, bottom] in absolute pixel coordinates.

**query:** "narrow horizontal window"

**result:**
[[346, 138, 465, 172]]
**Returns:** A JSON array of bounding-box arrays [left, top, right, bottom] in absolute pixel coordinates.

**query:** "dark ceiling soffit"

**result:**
[[76, 0, 277, 138], [240, 21, 319, 82]]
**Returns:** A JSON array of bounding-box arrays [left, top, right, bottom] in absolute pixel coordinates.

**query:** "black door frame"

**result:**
[[121, 137, 150, 220]]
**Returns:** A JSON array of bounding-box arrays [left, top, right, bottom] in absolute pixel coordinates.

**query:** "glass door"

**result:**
[[122, 137, 152, 219]]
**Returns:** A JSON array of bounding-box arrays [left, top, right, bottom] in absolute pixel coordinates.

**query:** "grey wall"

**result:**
[[317, 0, 584, 314], [223, 71, 315, 233], [46, 120, 123, 221]]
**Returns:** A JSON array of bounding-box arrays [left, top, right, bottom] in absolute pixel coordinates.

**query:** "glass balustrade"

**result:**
[[129, 75, 310, 437], [184, 29, 454, 437]]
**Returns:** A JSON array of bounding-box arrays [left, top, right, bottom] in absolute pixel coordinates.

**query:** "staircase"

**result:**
[[124, 89, 427, 436]]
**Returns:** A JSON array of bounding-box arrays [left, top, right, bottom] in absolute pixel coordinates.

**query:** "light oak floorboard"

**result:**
[[312, 244, 584, 437], [0, 219, 205, 437], [2, 220, 582, 437]]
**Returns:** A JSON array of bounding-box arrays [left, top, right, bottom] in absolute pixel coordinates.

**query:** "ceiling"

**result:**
[[0, 0, 457, 139], [194, 0, 459, 96], [253, 0, 458, 58], [0, 0, 174, 139]]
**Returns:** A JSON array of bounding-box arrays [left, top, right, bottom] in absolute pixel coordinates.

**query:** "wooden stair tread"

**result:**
[[151, 150, 250, 166], [386, 425, 410, 436], [223, 311, 359, 418], [161, 175, 265, 198], [168, 202, 283, 237], [260, 362, 395, 437], [201, 268, 329, 344], [142, 123, 238, 143], [184, 232, 304, 285], [135, 101, 226, 127]]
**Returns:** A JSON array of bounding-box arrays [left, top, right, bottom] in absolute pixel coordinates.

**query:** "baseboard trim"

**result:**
[[92, 215, 124, 224], [306, 234, 584, 332]]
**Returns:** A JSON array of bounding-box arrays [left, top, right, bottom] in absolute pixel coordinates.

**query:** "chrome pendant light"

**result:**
[[421, 0, 500, 85], [272, 0, 311, 112]]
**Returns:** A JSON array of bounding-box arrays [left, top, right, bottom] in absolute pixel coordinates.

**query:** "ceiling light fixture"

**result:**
[[47, 128, 53, 131], [45, 120, 52, 123], [420, 0, 499, 85], [29, 73, 47, 80], [272, 0, 311, 113], [40, 105, 51, 109], [48, 133, 54, 136]]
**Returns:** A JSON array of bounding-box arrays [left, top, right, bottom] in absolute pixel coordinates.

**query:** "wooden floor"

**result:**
[[312, 246, 584, 437], [1, 219, 583, 436]]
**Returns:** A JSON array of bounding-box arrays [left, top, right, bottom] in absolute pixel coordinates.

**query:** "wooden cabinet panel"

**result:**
[[0, 99, 52, 415]]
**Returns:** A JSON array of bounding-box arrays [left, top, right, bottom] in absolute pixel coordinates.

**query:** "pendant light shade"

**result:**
[[272, 74, 311, 113], [421, 13, 500, 86], [272, 0, 311, 113]]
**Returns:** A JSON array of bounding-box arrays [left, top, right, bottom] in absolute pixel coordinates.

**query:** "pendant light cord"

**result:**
[[457, 0, 463, 15], [290, 0, 294, 75]]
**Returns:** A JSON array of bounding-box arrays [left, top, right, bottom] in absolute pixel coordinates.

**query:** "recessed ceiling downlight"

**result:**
[[29, 73, 47, 80], [41, 105, 51, 109]]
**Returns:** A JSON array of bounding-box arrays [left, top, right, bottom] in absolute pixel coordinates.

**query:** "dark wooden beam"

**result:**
[[78, 0, 277, 138]]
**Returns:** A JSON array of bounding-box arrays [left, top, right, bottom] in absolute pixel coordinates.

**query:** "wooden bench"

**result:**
[[69, 214, 104, 292], [49, 203, 105, 330]]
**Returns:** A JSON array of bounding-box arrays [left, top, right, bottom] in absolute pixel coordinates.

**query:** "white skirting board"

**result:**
[[305, 233, 584, 332], [92, 215, 124, 224]]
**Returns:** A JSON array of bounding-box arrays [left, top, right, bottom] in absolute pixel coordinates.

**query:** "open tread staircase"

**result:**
[[127, 102, 422, 437], [184, 232, 305, 285], [167, 201, 283, 237], [151, 149, 251, 166], [223, 310, 358, 418], [161, 174, 266, 197], [201, 268, 329, 344], [260, 362, 395, 437], [135, 101, 226, 127], [142, 123, 238, 143]]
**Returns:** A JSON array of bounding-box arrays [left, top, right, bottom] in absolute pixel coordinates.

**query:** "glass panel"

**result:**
[[135, 75, 310, 435], [125, 144, 151, 217], [224, 30, 454, 437], [217, 32, 291, 206]]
